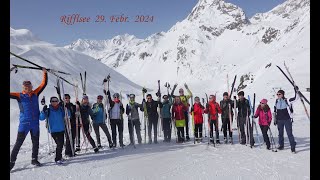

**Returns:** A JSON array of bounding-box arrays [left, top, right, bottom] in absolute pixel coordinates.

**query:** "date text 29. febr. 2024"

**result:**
[[60, 14, 154, 25]]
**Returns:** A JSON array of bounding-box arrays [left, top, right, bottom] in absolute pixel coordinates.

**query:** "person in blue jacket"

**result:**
[[91, 95, 113, 149], [10, 68, 47, 171], [40, 96, 70, 164], [161, 94, 173, 142]]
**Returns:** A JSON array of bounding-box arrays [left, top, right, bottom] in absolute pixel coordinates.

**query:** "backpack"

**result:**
[[275, 99, 293, 113]]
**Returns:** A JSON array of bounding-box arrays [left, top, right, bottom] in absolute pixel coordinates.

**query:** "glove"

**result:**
[[103, 90, 107, 95], [156, 91, 161, 97], [106, 90, 110, 96], [142, 98, 146, 102], [253, 115, 258, 118], [206, 103, 209, 108], [173, 83, 178, 89], [191, 107, 194, 112], [268, 121, 271, 126], [42, 105, 48, 112], [295, 86, 299, 91], [76, 101, 80, 106]]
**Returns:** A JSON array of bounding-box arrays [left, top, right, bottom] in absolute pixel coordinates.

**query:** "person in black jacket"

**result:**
[[63, 94, 77, 157], [220, 92, 234, 144], [235, 91, 254, 146], [143, 94, 162, 144], [76, 95, 99, 153]]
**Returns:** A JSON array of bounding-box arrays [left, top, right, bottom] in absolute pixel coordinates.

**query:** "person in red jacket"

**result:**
[[204, 95, 222, 144], [172, 96, 188, 143], [191, 96, 205, 142], [254, 99, 272, 150]]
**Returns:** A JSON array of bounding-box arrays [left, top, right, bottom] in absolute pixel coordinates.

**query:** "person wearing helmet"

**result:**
[[170, 83, 192, 141], [91, 95, 113, 149], [105, 90, 125, 148], [126, 94, 144, 145]]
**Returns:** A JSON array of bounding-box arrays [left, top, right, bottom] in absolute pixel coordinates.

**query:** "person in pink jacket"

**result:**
[[254, 99, 272, 150]]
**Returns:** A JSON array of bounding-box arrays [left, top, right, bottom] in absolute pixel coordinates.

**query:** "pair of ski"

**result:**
[[10, 52, 76, 87], [276, 62, 310, 120]]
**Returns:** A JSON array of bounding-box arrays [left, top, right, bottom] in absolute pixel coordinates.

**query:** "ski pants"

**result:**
[[238, 116, 254, 145], [177, 127, 185, 142], [163, 118, 172, 141], [277, 119, 296, 148], [10, 130, 39, 162], [110, 119, 124, 146], [210, 120, 219, 140], [148, 117, 158, 142], [65, 123, 76, 156], [128, 119, 142, 144], [51, 131, 64, 162], [82, 122, 97, 148], [194, 123, 203, 138], [93, 123, 113, 146], [222, 118, 232, 138], [184, 111, 189, 138], [260, 125, 270, 148]]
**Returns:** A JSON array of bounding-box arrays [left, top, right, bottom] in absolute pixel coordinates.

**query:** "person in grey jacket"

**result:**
[[105, 90, 125, 148], [126, 94, 144, 145]]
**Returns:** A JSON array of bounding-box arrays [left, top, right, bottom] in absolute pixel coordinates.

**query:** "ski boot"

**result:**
[[229, 137, 233, 144], [97, 144, 103, 149], [277, 145, 284, 150], [186, 136, 190, 141], [216, 139, 220, 144], [75, 146, 81, 152], [94, 147, 99, 153], [291, 146, 296, 154], [224, 137, 228, 144], [31, 159, 42, 167]]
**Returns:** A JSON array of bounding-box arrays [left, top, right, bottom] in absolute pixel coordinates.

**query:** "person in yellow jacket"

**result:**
[[172, 97, 189, 143], [171, 83, 192, 141]]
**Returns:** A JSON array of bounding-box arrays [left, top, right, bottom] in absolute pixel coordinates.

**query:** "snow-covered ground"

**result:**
[[10, 101, 310, 179]]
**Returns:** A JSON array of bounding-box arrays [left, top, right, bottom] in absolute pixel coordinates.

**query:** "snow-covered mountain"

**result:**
[[10, 27, 143, 121], [65, 0, 310, 103]]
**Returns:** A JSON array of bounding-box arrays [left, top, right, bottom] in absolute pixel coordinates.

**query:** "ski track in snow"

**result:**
[[10, 111, 310, 180]]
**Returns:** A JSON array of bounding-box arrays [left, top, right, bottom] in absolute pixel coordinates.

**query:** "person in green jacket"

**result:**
[[161, 94, 173, 142]]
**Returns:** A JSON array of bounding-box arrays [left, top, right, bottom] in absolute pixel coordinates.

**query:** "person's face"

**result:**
[[223, 95, 228, 100], [195, 98, 200, 103], [163, 96, 168, 101], [179, 89, 184, 95], [209, 96, 215, 102], [50, 98, 59, 106], [238, 94, 244, 100], [175, 97, 181, 103], [64, 96, 70, 103], [147, 96, 152, 102], [22, 84, 33, 93], [83, 98, 89, 104], [277, 92, 283, 99], [97, 96, 103, 103], [260, 102, 266, 107], [130, 97, 135, 101]]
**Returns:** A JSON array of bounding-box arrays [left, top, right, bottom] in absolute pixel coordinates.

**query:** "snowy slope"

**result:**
[[10, 27, 143, 122]]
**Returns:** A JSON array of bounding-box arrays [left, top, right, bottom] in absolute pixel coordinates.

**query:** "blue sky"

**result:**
[[10, 0, 285, 46]]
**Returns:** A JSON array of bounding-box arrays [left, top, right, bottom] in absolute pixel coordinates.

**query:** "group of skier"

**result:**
[[10, 68, 300, 172]]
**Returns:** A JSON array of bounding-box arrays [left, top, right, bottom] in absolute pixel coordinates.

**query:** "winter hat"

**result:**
[[22, 81, 32, 86], [97, 95, 103, 99], [260, 99, 268, 104], [82, 95, 89, 100], [129, 94, 135, 98], [237, 91, 244, 96], [223, 92, 228, 96], [50, 96, 59, 102], [113, 93, 120, 98], [277, 90, 285, 95]]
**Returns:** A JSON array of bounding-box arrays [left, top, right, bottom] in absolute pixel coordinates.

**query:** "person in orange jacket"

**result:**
[[191, 96, 205, 143], [204, 95, 222, 144]]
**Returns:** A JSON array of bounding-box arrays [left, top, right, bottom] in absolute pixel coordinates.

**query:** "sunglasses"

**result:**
[[277, 93, 282, 95], [51, 100, 58, 103], [147, 98, 152, 100], [114, 97, 119, 99], [260, 102, 265, 104], [97, 97, 103, 100]]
